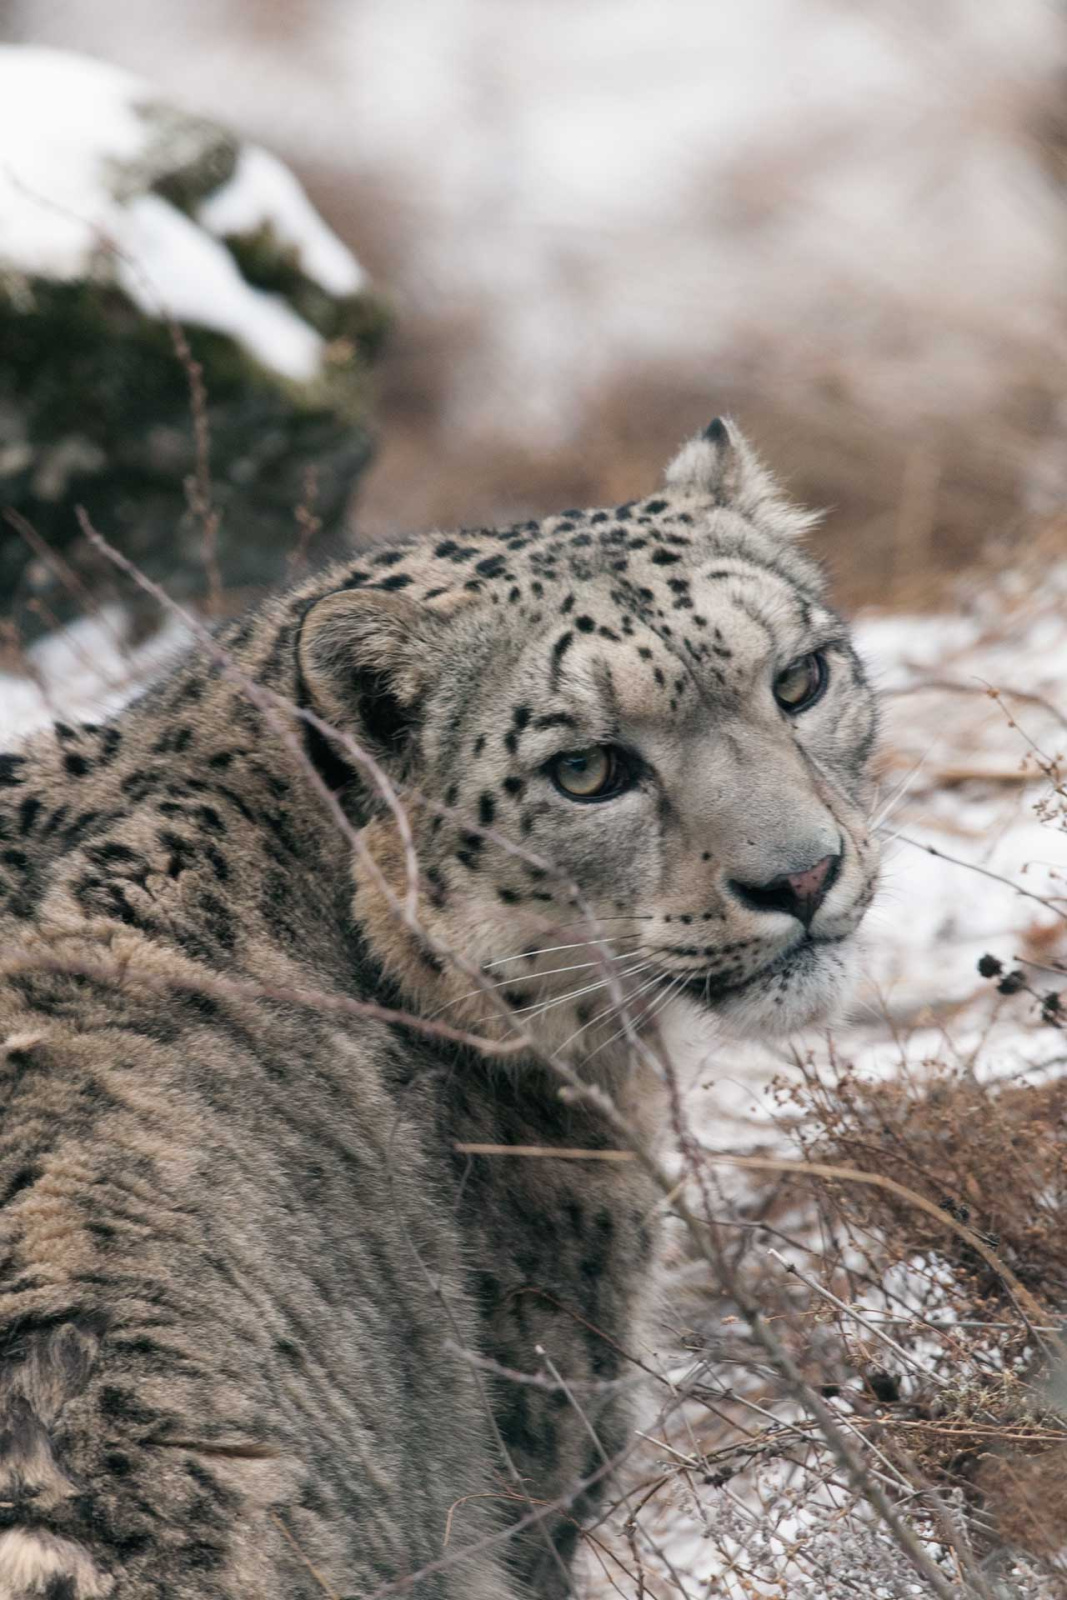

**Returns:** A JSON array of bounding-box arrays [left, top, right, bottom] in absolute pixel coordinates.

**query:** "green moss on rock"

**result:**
[[0, 271, 381, 630], [222, 223, 391, 357]]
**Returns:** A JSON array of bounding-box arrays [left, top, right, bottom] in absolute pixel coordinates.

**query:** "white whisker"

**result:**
[[426, 950, 653, 1020], [648, 974, 687, 1027], [868, 737, 941, 834], [588, 974, 686, 1064], [555, 969, 669, 1056], [481, 935, 642, 969], [875, 816, 911, 851], [586, 978, 673, 1061], [512, 958, 655, 1023]]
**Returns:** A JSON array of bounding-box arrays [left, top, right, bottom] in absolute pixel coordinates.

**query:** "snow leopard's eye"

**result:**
[[774, 651, 828, 713], [548, 746, 632, 802]]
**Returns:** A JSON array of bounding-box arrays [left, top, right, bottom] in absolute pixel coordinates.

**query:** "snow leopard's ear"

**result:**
[[297, 587, 444, 766], [664, 417, 819, 538]]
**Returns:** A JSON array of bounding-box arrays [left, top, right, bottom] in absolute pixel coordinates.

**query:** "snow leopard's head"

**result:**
[[297, 420, 879, 1058]]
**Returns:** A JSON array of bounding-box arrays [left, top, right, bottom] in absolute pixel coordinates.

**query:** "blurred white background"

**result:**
[[4, 0, 1066, 601]]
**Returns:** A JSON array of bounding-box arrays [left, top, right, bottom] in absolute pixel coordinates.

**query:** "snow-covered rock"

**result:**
[[0, 46, 386, 632]]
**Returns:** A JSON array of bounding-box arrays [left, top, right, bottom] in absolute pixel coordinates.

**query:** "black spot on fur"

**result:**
[[0, 1164, 38, 1207], [435, 539, 478, 562], [549, 632, 574, 687], [17, 796, 42, 835], [425, 867, 449, 908], [43, 1578, 78, 1600]]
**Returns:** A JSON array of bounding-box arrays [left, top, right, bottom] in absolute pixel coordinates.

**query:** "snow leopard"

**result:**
[[0, 420, 878, 1598]]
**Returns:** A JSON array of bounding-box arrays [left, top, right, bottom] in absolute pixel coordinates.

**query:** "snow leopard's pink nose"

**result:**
[[729, 852, 840, 928]]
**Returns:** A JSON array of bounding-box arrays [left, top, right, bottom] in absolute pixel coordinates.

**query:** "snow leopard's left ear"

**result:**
[[664, 417, 819, 538], [297, 587, 446, 771]]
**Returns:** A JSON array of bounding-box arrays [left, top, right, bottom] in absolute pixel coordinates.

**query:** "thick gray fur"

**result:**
[[0, 422, 878, 1597]]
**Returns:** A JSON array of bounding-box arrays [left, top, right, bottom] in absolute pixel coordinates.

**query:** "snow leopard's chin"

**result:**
[[678, 936, 860, 1040]]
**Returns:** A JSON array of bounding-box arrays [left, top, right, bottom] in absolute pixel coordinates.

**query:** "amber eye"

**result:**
[[548, 746, 629, 801], [774, 652, 827, 713]]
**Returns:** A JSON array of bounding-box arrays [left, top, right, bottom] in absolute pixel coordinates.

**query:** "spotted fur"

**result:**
[[0, 421, 878, 1597]]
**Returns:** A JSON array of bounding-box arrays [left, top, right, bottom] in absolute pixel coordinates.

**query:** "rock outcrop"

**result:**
[[0, 46, 386, 637]]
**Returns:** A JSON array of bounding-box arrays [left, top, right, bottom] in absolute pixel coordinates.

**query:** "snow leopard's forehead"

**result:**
[[316, 478, 841, 749], [335, 487, 826, 623]]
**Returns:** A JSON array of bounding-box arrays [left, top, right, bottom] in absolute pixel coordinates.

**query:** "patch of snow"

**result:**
[[0, 46, 148, 279], [855, 612, 981, 688], [118, 193, 324, 381], [0, 610, 190, 742], [198, 144, 363, 297]]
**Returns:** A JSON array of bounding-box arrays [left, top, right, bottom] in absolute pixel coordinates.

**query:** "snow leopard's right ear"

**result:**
[[665, 417, 819, 537], [297, 586, 445, 766]]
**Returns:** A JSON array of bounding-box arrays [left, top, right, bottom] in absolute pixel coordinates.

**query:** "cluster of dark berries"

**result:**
[[977, 953, 1023, 993], [977, 954, 1063, 1023]]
